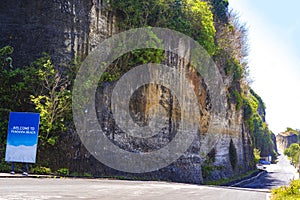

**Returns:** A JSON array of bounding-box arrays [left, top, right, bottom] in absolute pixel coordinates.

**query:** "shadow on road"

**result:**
[[235, 153, 298, 190]]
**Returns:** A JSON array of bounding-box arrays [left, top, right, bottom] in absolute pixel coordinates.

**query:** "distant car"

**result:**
[[259, 160, 271, 165], [256, 164, 266, 170]]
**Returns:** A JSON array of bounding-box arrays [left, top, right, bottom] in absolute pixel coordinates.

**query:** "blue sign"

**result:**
[[5, 112, 40, 163]]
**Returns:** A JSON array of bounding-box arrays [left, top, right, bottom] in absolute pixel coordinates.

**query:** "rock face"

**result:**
[[276, 132, 298, 151], [0, 0, 116, 68], [0, 0, 254, 183], [271, 133, 278, 153], [43, 70, 253, 184], [91, 62, 254, 183]]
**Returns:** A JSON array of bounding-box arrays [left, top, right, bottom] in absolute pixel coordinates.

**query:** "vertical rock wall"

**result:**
[[276, 132, 298, 151], [0, 0, 116, 67], [0, 0, 254, 183]]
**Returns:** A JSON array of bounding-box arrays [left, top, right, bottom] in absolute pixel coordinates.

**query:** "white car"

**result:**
[[256, 164, 266, 170]]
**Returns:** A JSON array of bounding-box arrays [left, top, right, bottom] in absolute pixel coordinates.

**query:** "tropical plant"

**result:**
[[30, 58, 72, 145], [284, 143, 300, 164]]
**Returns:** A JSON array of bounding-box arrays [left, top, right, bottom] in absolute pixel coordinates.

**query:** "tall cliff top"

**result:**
[[277, 132, 297, 137]]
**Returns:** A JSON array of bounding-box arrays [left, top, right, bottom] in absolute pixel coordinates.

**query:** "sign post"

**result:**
[[5, 112, 40, 163]]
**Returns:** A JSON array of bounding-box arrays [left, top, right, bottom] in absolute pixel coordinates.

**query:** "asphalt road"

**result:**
[[242, 152, 298, 189], [4, 154, 296, 200], [0, 178, 268, 200], [1, 153, 295, 200]]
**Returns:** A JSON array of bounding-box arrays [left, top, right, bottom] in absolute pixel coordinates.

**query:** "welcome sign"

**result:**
[[5, 112, 40, 163]]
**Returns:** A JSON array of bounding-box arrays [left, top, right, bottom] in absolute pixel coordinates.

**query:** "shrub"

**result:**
[[284, 143, 300, 164], [70, 172, 93, 177], [242, 97, 253, 120], [0, 160, 11, 172], [271, 180, 300, 200], [56, 168, 69, 176], [201, 148, 217, 178], [83, 172, 93, 177], [233, 90, 242, 110], [30, 166, 52, 175], [201, 164, 214, 179], [253, 148, 261, 164]]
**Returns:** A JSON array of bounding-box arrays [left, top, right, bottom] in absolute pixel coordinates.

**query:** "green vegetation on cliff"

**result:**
[[243, 89, 277, 160], [284, 143, 300, 164], [110, 0, 216, 54], [0, 48, 72, 148]]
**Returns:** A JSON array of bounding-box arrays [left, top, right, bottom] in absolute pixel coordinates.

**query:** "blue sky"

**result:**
[[229, 0, 300, 134]]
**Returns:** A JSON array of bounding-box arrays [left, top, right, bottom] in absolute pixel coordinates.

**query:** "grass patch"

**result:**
[[271, 180, 300, 200], [204, 169, 259, 186]]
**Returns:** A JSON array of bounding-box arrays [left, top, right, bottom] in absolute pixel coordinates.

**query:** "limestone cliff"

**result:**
[[0, 0, 116, 68], [276, 132, 298, 151], [271, 133, 278, 153], [0, 0, 254, 183]]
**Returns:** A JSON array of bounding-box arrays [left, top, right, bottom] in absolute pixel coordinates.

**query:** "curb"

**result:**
[[0, 173, 56, 178], [0, 173, 95, 179], [229, 170, 267, 187]]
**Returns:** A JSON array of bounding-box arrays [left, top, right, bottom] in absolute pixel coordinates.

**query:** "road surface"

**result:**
[[242, 152, 298, 189], [0, 178, 268, 200]]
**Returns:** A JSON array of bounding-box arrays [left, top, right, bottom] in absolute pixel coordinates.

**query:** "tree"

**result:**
[[284, 143, 300, 164], [0, 46, 32, 144], [30, 58, 71, 145], [210, 0, 229, 23], [110, 0, 216, 55], [254, 148, 261, 164], [184, 0, 216, 55], [229, 139, 238, 170]]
